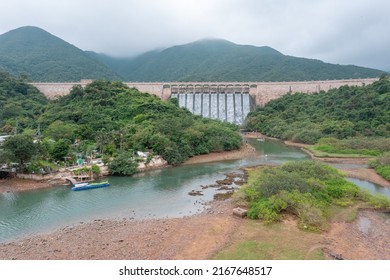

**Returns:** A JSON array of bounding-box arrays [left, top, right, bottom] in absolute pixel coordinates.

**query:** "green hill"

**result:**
[[92, 39, 386, 82], [245, 76, 390, 142], [0, 70, 48, 131], [38, 80, 241, 165], [0, 26, 121, 82]]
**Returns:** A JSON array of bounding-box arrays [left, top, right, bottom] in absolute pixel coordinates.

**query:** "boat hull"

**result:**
[[71, 182, 110, 191]]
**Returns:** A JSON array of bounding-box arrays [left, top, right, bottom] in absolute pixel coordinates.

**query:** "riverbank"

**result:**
[[1, 196, 389, 260], [0, 199, 242, 260], [0, 177, 56, 193], [0, 143, 258, 194], [182, 141, 258, 165]]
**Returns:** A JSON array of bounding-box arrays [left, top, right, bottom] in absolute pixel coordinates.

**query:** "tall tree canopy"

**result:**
[[245, 76, 390, 143]]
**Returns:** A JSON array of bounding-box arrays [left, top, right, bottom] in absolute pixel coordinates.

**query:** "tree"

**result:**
[[44, 120, 77, 141], [3, 135, 37, 171], [50, 139, 71, 161], [108, 151, 138, 175]]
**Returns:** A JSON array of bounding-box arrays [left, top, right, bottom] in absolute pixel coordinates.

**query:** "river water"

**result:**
[[0, 138, 388, 243]]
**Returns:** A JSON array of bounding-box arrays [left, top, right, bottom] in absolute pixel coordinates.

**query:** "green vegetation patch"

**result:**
[[1, 75, 242, 175], [212, 218, 325, 260], [237, 160, 390, 231], [369, 152, 390, 181], [0, 70, 48, 131], [312, 137, 389, 157], [245, 76, 390, 141]]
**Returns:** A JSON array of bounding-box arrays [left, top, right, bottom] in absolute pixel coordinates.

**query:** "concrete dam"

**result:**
[[31, 78, 378, 125]]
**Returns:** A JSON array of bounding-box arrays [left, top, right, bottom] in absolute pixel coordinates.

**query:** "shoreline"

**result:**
[[1, 137, 389, 259], [0, 142, 258, 194], [282, 140, 390, 188], [2, 136, 389, 193], [1, 192, 389, 260], [0, 199, 242, 259]]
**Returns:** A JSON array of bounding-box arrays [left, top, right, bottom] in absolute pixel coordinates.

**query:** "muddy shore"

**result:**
[[1, 134, 389, 260], [1, 196, 389, 260], [0, 199, 241, 260]]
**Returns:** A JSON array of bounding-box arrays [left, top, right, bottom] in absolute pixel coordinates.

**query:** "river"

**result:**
[[0, 138, 388, 243]]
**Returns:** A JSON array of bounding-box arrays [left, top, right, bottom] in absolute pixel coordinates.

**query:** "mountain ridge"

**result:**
[[0, 26, 386, 82], [0, 26, 121, 82], [88, 37, 386, 82]]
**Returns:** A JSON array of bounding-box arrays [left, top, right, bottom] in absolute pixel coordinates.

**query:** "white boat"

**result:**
[[74, 182, 89, 188]]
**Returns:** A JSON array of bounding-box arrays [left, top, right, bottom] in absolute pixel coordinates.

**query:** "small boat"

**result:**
[[71, 181, 110, 191], [257, 138, 265, 142], [74, 182, 88, 188]]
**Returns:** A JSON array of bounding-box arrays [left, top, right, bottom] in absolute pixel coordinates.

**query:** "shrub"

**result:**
[[292, 129, 323, 144], [375, 165, 390, 181], [369, 194, 390, 209], [324, 179, 361, 199], [247, 199, 281, 223], [241, 160, 390, 232]]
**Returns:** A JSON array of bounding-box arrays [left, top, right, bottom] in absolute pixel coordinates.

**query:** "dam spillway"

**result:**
[[171, 93, 256, 125]]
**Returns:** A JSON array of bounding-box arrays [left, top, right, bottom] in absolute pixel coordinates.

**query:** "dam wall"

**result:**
[[32, 78, 378, 106], [31, 78, 378, 124]]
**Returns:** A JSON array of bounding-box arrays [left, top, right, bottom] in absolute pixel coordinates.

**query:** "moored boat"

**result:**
[[71, 181, 110, 191]]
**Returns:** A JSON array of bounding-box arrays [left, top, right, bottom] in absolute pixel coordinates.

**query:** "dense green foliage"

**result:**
[[239, 160, 390, 231], [0, 71, 241, 175], [38, 80, 241, 166], [1, 26, 383, 82], [92, 39, 385, 82], [369, 153, 390, 181], [245, 76, 390, 143], [0, 70, 48, 132], [108, 151, 139, 176], [2, 135, 37, 170], [0, 26, 121, 82]]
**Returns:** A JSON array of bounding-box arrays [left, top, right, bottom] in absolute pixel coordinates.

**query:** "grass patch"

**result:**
[[307, 146, 374, 158], [212, 219, 325, 260], [306, 248, 326, 260], [309, 137, 390, 158]]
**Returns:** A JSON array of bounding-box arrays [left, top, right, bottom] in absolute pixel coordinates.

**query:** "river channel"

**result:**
[[0, 138, 388, 243]]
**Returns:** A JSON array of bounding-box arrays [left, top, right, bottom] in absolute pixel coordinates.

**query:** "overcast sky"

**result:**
[[1, 0, 389, 71]]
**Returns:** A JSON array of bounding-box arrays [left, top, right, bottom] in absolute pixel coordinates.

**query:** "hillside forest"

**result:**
[[0, 26, 386, 82], [245, 75, 390, 180], [0, 70, 241, 175], [1, 70, 390, 182]]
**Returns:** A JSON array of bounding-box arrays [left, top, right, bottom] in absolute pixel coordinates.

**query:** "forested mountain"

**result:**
[[92, 39, 385, 82], [0, 26, 121, 82], [245, 76, 390, 143], [0, 26, 385, 82]]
